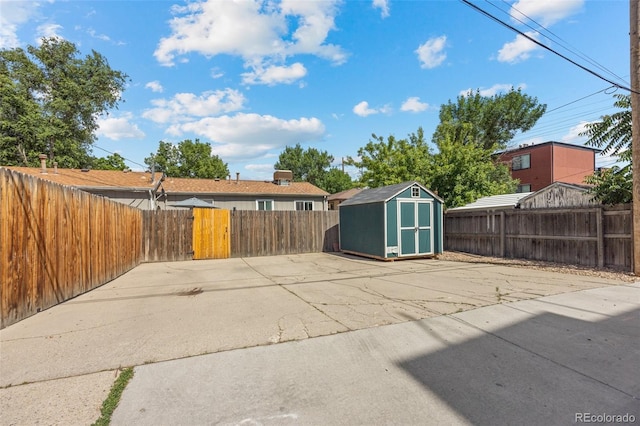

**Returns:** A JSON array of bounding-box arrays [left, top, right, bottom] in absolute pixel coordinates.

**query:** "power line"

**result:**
[[93, 144, 147, 169], [492, 0, 628, 86], [460, 0, 639, 94]]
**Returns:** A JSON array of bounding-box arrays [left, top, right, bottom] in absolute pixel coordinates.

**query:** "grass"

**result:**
[[92, 367, 134, 426]]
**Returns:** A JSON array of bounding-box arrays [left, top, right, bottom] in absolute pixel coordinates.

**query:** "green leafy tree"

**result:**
[[92, 153, 128, 170], [0, 37, 128, 167], [584, 166, 632, 205], [346, 127, 431, 188], [274, 143, 333, 186], [433, 88, 546, 151], [317, 168, 354, 194], [580, 94, 632, 204], [429, 125, 517, 208], [145, 139, 229, 179]]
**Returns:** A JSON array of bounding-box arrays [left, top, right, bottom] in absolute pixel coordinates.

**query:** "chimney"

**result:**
[[228, 174, 231, 184], [236, 172, 239, 184], [39, 154, 48, 174], [53, 162, 58, 174]]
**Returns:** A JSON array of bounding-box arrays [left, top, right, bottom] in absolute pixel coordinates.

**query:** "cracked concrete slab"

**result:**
[[0, 253, 633, 425]]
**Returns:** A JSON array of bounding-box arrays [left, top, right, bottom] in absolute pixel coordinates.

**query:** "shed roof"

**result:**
[[2, 167, 328, 196], [340, 181, 442, 207], [448, 192, 533, 212]]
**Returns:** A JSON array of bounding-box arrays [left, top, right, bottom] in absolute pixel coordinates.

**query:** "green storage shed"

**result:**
[[339, 181, 444, 260]]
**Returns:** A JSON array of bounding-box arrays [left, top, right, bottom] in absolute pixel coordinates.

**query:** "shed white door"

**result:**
[[398, 200, 433, 256]]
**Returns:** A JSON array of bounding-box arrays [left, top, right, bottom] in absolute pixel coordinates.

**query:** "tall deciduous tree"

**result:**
[[433, 88, 546, 151], [0, 37, 128, 167], [347, 128, 431, 187], [145, 139, 229, 179], [274, 143, 352, 193], [429, 125, 517, 208], [581, 94, 632, 204], [275, 143, 333, 185], [92, 153, 128, 171]]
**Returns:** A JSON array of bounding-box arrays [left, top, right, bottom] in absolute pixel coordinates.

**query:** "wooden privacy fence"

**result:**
[[1, 168, 142, 328], [230, 210, 340, 258], [142, 209, 193, 262], [444, 205, 632, 271]]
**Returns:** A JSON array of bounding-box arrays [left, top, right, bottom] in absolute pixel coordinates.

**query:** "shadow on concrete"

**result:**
[[397, 308, 640, 425]]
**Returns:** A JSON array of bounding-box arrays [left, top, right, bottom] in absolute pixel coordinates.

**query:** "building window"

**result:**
[[257, 200, 273, 211], [295, 201, 313, 211], [512, 154, 531, 170], [516, 184, 531, 193], [411, 186, 420, 198]]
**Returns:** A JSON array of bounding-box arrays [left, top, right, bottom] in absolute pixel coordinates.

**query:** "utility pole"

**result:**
[[631, 0, 640, 274]]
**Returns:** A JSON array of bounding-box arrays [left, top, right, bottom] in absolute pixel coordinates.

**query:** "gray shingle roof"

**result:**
[[340, 181, 442, 206]]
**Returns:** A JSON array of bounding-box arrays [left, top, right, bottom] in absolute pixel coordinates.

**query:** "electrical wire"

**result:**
[[460, 0, 638, 94], [93, 144, 147, 170]]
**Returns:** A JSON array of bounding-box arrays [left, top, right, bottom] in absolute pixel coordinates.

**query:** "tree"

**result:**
[[580, 94, 632, 204], [317, 168, 354, 194], [92, 153, 128, 171], [346, 128, 431, 188], [274, 143, 333, 185], [145, 139, 229, 179], [0, 37, 128, 167], [429, 126, 517, 208], [432, 88, 546, 151], [584, 166, 632, 205]]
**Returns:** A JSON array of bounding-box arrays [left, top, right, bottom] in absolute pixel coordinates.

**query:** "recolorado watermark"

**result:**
[[575, 413, 636, 423]]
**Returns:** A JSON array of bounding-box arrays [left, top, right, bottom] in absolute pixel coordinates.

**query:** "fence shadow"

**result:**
[[397, 307, 640, 425]]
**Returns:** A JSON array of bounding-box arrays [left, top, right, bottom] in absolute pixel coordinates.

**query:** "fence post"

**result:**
[[500, 211, 505, 258], [596, 207, 604, 268]]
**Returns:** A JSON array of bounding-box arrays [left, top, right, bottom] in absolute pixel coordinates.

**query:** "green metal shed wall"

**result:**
[[339, 202, 385, 258]]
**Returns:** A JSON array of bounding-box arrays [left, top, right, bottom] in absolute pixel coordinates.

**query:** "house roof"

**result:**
[[448, 192, 533, 212], [327, 187, 363, 202], [497, 140, 601, 155], [340, 181, 443, 207], [2, 167, 329, 196]]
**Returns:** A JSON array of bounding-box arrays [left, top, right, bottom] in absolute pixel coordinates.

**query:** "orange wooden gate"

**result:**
[[192, 208, 230, 259]]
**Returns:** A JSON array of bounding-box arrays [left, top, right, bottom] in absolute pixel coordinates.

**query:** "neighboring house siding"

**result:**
[[165, 194, 326, 211]]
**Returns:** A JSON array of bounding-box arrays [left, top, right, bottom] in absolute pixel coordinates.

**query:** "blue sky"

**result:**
[[0, 0, 631, 180]]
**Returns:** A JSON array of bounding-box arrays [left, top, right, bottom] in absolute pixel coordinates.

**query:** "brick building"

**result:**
[[497, 141, 600, 192]]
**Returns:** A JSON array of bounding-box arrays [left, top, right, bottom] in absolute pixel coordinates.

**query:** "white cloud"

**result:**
[[497, 32, 539, 63], [97, 113, 145, 140], [416, 35, 447, 69], [145, 81, 164, 93], [0, 0, 38, 48], [497, 1, 583, 64], [353, 101, 377, 117], [373, 0, 390, 18], [241, 62, 307, 85], [353, 101, 391, 117], [401, 97, 429, 113], [459, 83, 526, 97], [154, 0, 346, 85], [142, 89, 246, 123], [167, 113, 325, 160], [210, 68, 224, 79], [87, 28, 110, 41], [245, 163, 274, 172], [561, 121, 590, 144], [510, 0, 583, 27], [36, 23, 64, 43]]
